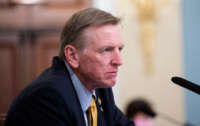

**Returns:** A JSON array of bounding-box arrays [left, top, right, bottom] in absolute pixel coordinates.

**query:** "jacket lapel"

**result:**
[[52, 57, 86, 126]]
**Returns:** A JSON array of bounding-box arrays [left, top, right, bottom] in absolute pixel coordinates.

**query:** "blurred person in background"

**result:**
[[125, 98, 157, 126]]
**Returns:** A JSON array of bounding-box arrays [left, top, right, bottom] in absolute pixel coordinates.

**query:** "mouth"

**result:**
[[107, 71, 118, 77]]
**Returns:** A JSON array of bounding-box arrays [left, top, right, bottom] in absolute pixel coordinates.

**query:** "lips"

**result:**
[[107, 71, 118, 77]]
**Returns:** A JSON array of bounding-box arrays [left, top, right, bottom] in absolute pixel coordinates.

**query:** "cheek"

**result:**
[[87, 63, 104, 76], [84, 56, 108, 69], [84, 63, 106, 81], [80, 58, 101, 74], [79, 54, 110, 76]]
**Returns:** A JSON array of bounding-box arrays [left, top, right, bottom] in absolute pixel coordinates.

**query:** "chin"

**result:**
[[105, 82, 116, 88], [98, 80, 116, 88]]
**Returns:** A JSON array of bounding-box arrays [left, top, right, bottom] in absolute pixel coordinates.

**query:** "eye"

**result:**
[[119, 46, 124, 52], [103, 47, 113, 52]]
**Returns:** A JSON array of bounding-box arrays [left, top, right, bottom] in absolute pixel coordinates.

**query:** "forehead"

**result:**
[[84, 24, 124, 47]]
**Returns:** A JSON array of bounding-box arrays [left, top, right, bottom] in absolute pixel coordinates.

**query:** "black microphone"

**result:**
[[171, 76, 200, 95]]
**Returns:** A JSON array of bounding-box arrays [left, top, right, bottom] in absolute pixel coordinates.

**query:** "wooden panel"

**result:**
[[43, 0, 88, 9], [35, 34, 59, 76], [0, 43, 17, 115], [0, 113, 6, 126], [0, 0, 92, 29], [0, 1, 91, 125], [0, 0, 11, 8]]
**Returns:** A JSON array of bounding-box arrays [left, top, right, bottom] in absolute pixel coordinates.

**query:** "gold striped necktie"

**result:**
[[87, 96, 97, 126]]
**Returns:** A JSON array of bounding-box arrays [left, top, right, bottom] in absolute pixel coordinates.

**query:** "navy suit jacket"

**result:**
[[5, 56, 134, 126]]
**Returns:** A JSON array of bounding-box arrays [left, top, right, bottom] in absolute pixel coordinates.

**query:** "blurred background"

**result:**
[[0, 0, 200, 126]]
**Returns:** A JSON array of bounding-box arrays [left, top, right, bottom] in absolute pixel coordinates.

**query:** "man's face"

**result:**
[[76, 24, 124, 91]]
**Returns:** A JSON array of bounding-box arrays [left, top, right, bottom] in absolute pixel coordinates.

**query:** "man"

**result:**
[[5, 8, 134, 126], [125, 98, 157, 126]]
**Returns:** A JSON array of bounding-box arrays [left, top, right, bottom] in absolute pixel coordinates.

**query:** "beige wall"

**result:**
[[112, 0, 184, 126]]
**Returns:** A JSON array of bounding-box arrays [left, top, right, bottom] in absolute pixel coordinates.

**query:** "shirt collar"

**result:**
[[64, 61, 95, 112]]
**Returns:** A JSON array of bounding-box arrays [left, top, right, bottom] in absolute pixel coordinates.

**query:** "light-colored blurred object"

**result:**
[[135, 0, 157, 73], [10, 0, 43, 5]]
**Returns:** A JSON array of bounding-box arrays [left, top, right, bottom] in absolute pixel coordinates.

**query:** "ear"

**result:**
[[64, 45, 80, 68]]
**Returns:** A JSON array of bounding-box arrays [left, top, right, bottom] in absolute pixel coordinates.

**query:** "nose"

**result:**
[[111, 49, 123, 66]]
